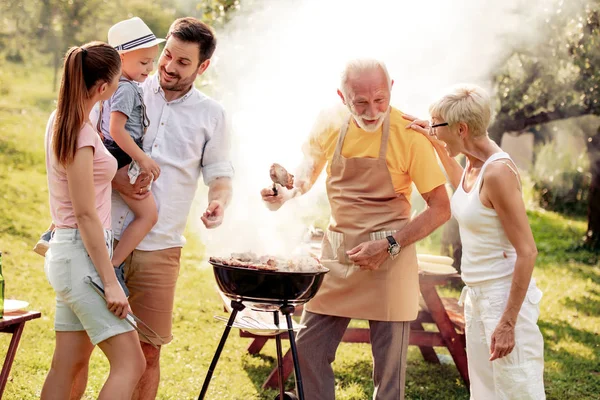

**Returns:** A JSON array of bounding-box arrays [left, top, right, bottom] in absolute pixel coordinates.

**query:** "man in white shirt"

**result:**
[[110, 17, 233, 399]]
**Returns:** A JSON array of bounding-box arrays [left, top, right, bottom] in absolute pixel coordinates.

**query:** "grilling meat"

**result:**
[[270, 163, 294, 190], [210, 253, 326, 273], [210, 255, 278, 271]]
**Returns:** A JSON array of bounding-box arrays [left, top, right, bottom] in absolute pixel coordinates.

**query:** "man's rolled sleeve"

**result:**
[[202, 161, 235, 185], [201, 107, 234, 185]]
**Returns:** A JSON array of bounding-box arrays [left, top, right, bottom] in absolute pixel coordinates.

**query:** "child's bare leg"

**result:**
[[112, 193, 158, 267]]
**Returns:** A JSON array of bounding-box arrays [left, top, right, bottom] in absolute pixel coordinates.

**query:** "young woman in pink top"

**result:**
[[41, 42, 145, 400]]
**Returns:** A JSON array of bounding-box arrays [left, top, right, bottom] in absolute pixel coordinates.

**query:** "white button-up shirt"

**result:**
[[111, 74, 234, 250]]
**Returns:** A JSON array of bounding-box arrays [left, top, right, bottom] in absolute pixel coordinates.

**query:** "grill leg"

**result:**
[[281, 305, 304, 400], [273, 312, 286, 400], [198, 300, 245, 400]]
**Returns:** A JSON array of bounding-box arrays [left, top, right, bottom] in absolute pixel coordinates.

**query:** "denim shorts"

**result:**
[[44, 228, 134, 345]]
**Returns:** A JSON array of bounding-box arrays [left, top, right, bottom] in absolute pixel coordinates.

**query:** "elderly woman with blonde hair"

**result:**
[[405, 85, 545, 399]]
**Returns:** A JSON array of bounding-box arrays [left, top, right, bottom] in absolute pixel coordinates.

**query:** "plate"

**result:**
[[4, 299, 29, 313], [217, 289, 305, 336], [417, 254, 454, 265], [214, 315, 306, 336], [418, 261, 457, 275]]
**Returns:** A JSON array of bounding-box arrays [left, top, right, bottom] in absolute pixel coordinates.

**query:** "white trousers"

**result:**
[[460, 277, 546, 400]]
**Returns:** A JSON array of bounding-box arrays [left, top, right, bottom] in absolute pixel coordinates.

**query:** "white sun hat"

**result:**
[[108, 17, 166, 53]]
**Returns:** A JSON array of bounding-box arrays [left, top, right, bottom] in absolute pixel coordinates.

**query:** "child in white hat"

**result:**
[[97, 17, 166, 288]]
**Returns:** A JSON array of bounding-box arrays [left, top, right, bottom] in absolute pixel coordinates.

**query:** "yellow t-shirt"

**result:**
[[305, 107, 446, 201]]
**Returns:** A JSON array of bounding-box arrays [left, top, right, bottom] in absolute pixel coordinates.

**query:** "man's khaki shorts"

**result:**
[[116, 241, 182, 345]]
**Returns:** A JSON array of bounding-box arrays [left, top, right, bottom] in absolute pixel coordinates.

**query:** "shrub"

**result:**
[[531, 139, 590, 216]]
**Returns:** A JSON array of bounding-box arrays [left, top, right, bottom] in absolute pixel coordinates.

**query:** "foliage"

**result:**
[[489, 0, 600, 138], [531, 139, 591, 216], [0, 0, 242, 72], [197, 0, 242, 28], [490, 0, 600, 250]]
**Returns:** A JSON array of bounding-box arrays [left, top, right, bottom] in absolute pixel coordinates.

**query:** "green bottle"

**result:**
[[0, 251, 4, 318]]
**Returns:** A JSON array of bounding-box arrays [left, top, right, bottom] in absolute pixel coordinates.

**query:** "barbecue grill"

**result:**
[[198, 260, 329, 400]]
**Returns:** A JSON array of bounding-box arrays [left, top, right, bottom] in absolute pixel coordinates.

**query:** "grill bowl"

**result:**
[[210, 260, 328, 307]]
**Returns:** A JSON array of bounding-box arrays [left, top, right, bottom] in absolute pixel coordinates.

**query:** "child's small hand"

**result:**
[[138, 154, 161, 180]]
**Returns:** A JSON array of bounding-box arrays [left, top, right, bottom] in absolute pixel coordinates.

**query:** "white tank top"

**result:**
[[451, 152, 518, 285]]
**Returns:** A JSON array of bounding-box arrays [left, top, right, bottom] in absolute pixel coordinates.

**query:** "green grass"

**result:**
[[0, 64, 599, 399]]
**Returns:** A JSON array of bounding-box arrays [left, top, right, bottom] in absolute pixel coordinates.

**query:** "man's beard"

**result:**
[[348, 105, 389, 132], [159, 67, 196, 92]]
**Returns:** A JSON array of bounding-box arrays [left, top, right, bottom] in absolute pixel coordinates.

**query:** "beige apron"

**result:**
[[305, 114, 419, 321]]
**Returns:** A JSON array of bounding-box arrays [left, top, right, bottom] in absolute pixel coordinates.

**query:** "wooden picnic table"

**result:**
[[0, 310, 42, 398], [238, 271, 469, 390]]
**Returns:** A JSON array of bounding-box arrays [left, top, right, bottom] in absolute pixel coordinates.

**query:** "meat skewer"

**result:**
[[269, 163, 294, 196]]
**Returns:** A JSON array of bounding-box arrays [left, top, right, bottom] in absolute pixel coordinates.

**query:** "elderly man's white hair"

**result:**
[[339, 58, 392, 98]]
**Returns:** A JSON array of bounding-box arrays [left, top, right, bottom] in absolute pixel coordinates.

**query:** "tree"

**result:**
[[490, 0, 600, 250]]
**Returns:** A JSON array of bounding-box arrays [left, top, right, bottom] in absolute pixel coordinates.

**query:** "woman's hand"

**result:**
[[138, 154, 161, 180], [402, 114, 446, 146], [103, 281, 130, 319], [489, 320, 516, 361], [346, 239, 389, 270]]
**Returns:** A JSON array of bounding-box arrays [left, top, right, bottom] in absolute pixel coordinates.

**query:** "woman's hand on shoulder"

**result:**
[[402, 113, 446, 147]]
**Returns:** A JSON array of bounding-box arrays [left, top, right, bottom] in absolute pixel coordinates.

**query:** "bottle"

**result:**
[[0, 251, 4, 318]]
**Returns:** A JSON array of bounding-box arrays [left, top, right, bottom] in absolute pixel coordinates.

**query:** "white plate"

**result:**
[[4, 299, 29, 313], [419, 262, 457, 275], [417, 254, 454, 265], [217, 289, 305, 336], [214, 316, 305, 336]]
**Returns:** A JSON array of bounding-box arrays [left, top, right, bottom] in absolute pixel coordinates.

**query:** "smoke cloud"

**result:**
[[191, 0, 558, 258]]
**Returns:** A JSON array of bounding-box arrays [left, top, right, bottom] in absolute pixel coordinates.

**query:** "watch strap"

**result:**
[[386, 235, 397, 246]]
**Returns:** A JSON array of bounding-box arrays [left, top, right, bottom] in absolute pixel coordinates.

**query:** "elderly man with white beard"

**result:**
[[261, 59, 451, 399]]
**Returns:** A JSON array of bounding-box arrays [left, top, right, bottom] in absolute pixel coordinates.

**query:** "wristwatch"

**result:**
[[386, 235, 401, 260]]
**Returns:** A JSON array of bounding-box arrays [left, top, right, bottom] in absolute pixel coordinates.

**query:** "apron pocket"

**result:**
[[320, 260, 350, 279], [325, 230, 343, 258]]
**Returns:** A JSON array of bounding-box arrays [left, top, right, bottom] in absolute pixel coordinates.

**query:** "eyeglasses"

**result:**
[[428, 121, 448, 139]]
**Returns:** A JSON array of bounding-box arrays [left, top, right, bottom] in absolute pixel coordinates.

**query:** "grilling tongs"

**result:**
[[84, 276, 165, 349]]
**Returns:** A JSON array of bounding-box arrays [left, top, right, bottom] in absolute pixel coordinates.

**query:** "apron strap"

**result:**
[[378, 112, 391, 159], [334, 112, 391, 161], [333, 117, 351, 161]]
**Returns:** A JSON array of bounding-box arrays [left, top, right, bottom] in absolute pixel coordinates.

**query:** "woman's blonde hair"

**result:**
[[429, 84, 493, 138]]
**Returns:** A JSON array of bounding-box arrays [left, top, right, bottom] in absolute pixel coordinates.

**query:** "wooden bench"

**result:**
[[238, 293, 468, 389]]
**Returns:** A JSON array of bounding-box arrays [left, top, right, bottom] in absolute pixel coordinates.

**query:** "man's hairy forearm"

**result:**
[[208, 177, 232, 207], [393, 203, 450, 248]]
